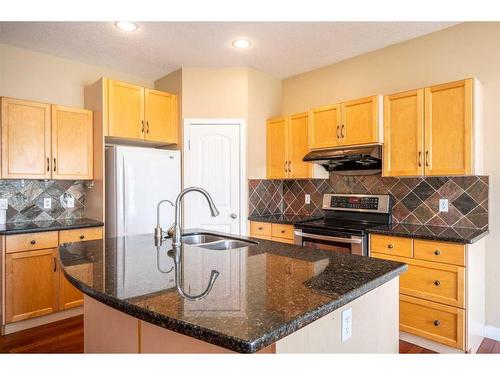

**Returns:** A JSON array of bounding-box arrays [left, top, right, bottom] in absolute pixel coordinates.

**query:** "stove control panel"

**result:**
[[323, 194, 391, 213]]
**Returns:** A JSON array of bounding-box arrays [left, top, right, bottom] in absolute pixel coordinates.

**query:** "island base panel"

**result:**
[[83, 276, 399, 353]]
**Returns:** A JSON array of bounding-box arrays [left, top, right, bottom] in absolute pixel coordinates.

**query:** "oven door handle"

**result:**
[[294, 231, 363, 244]]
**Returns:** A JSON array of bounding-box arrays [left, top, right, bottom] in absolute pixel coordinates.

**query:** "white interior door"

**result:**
[[184, 122, 242, 234]]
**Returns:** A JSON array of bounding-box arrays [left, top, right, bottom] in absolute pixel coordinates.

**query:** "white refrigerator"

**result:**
[[105, 145, 181, 238], [105, 145, 180, 298]]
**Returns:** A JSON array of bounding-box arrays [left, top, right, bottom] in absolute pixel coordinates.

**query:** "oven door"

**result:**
[[294, 229, 366, 256]]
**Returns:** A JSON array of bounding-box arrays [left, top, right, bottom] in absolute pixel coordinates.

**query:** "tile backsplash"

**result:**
[[0, 180, 86, 223], [249, 174, 488, 230]]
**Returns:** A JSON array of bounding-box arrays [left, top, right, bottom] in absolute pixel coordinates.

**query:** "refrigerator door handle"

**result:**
[[122, 157, 127, 233]]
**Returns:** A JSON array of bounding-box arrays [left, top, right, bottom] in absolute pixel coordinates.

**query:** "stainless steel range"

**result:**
[[294, 194, 392, 256]]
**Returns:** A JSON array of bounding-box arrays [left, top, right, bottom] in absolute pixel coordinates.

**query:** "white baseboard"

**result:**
[[485, 325, 500, 341], [2, 307, 82, 335]]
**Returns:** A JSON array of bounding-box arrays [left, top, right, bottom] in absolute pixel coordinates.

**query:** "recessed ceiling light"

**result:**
[[115, 21, 138, 32], [232, 39, 251, 49]]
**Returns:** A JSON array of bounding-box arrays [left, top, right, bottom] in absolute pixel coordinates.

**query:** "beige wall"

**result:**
[[282, 22, 500, 330], [0, 43, 153, 108], [155, 67, 281, 179]]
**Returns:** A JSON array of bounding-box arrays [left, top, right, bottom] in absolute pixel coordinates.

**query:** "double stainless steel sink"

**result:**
[[181, 233, 256, 250]]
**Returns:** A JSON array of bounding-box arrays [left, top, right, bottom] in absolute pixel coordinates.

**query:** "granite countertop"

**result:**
[[58, 230, 406, 353], [366, 223, 488, 244], [0, 218, 104, 235], [248, 214, 322, 225]]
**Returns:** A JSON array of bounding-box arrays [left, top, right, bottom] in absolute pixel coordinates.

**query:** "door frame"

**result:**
[[183, 118, 247, 235]]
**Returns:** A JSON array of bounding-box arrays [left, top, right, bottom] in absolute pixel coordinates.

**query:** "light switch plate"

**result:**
[[341, 308, 352, 342], [305, 194, 311, 204], [0, 198, 8, 210], [439, 199, 449, 213], [43, 198, 52, 209]]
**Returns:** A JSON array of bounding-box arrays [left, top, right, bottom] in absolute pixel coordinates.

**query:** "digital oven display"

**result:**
[[331, 196, 379, 210]]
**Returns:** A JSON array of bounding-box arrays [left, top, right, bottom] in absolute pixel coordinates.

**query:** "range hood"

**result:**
[[303, 144, 382, 175]]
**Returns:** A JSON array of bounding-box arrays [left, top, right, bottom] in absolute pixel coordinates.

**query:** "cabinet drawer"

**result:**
[[59, 227, 103, 243], [271, 224, 294, 240], [400, 295, 465, 350], [250, 221, 272, 237], [5, 231, 59, 253], [370, 234, 413, 258], [272, 237, 295, 244], [373, 253, 465, 308], [414, 239, 465, 266]]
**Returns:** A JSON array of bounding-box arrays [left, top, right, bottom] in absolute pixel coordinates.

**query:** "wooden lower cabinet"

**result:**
[[5, 248, 59, 323], [59, 263, 93, 310], [249, 221, 295, 244]]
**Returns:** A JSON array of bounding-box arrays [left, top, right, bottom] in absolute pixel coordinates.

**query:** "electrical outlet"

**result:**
[[67, 195, 75, 208], [0, 198, 8, 210], [43, 198, 52, 209], [305, 194, 311, 204], [341, 308, 352, 342], [439, 199, 449, 213]]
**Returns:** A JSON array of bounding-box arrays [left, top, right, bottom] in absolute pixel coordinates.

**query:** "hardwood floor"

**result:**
[[1, 316, 499, 354]]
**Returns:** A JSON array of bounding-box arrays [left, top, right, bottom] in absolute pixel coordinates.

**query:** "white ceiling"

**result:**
[[0, 22, 459, 80]]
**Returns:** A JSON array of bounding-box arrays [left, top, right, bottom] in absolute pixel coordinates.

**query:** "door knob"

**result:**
[[230, 213, 237, 219]]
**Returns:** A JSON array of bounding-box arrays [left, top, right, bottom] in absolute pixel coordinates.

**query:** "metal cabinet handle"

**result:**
[[141, 120, 145, 133], [30, 240, 36, 245], [341, 124, 345, 138], [388, 244, 394, 249], [53, 258, 57, 272], [281, 229, 286, 233], [425, 151, 430, 167], [434, 280, 441, 286], [47, 157, 50, 172], [53, 158, 57, 172], [284, 161, 288, 173], [434, 249, 441, 256], [433, 320, 441, 327], [418, 151, 422, 167], [336, 125, 340, 139], [146, 121, 150, 134], [79, 234, 85, 239], [258, 227, 263, 230], [288, 161, 293, 174], [230, 213, 237, 219]]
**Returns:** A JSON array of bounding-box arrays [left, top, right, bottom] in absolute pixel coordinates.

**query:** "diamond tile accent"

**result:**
[[0, 180, 86, 223], [249, 173, 488, 230]]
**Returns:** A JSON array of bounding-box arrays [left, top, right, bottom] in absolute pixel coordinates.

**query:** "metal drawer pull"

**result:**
[[434, 249, 441, 256], [30, 240, 36, 245], [258, 227, 263, 230], [80, 235, 85, 239], [433, 320, 441, 327], [388, 244, 394, 249], [434, 280, 441, 286], [294, 231, 362, 244], [281, 229, 286, 234]]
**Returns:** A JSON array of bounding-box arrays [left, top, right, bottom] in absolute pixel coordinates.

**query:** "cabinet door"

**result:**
[[5, 248, 59, 323], [309, 104, 341, 149], [1, 97, 51, 179], [51, 105, 93, 179], [341, 95, 380, 146], [267, 117, 287, 179], [144, 89, 178, 143], [108, 80, 145, 140], [288, 112, 312, 178], [424, 79, 473, 176], [59, 263, 93, 310], [383, 90, 424, 176]]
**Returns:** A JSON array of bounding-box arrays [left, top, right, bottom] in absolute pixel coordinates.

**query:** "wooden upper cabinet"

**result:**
[[424, 79, 473, 176], [383, 89, 424, 177], [267, 117, 287, 179], [108, 80, 145, 140], [288, 113, 311, 178], [144, 89, 178, 143], [309, 104, 341, 149], [1, 97, 51, 179], [341, 95, 381, 146], [5, 248, 59, 323], [51, 105, 93, 180]]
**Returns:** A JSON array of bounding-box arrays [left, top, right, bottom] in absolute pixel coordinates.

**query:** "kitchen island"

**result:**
[[58, 231, 407, 353]]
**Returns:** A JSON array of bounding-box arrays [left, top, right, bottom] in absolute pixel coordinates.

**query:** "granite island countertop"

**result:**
[[366, 223, 488, 244], [0, 218, 104, 235], [58, 230, 406, 353]]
